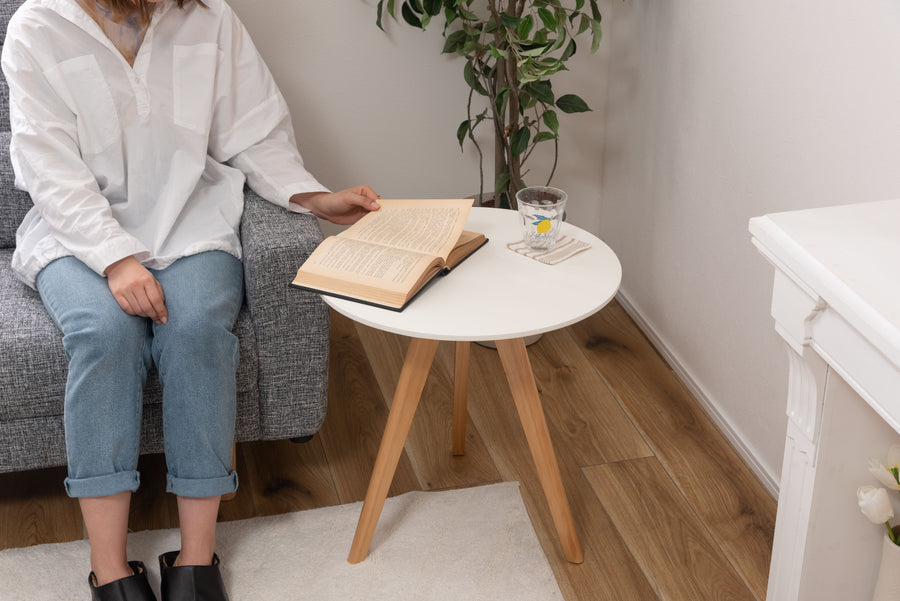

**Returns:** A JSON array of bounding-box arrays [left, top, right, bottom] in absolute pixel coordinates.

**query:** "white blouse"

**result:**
[[2, 0, 328, 288]]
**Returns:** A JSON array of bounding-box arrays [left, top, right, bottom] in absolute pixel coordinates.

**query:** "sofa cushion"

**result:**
[[0, 132, 33, 249], [0, 249, 67, 419], [0, 250, 261, 426]]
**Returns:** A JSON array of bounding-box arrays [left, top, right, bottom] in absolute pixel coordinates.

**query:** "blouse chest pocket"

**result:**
[[172, 43, 219, 135], [44, 55, 121, 154]]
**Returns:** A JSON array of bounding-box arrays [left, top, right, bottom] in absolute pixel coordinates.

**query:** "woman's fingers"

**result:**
[[106, 256, 168, 324]]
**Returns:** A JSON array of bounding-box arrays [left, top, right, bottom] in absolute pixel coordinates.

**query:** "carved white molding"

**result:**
[[771, 270, 825, 354], [766, 345, 829, 601], [769, 267, 829, 447], [765, 270, 831, 601], [784, 328, 827, 447]]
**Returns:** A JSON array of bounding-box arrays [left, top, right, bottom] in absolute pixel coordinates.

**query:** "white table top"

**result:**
[[321, 207, 622, 341], [749, 198, 900, 369]]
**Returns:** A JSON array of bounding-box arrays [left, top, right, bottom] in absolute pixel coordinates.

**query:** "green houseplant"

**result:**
[[376, 0, 603, 209]]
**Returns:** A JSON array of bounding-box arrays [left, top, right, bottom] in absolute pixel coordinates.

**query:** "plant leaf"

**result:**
[[561, 39, 576, 62], [556, 93, 591, 113], [517, 90, 533, 111], [442, 29, 467, 54], [535, 131, 557, 142], [464, 59, 488, 96], [500, 13, 521, 30], [458, 7, 479, 21], [495, 172, 511, 197], [518, 14, 534, 40], [577, 14, 591, 35], [456, 119, 470, 150], [549, 30, 568, 53], [542, 109, 559, 133], [443, 5, 457, 24], [590, 19, 602, 55], [376, 0, 385, 30], [511, 126, 531, 156], [526, 80, 554, 104], [537, 7, 557, 30], [489, 43, 509, 59], [495, 85, 510, 117], [519, 45, 550, 57], [401, 2, 422, 27], [423, 0, 441, 16]]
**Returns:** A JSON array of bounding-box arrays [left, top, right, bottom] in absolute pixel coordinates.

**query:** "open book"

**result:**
[[291, 198, 488, 311]]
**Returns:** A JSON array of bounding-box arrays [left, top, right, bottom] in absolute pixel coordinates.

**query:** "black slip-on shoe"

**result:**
[[158, 551, 229, 601], [89, 561, 157, 601]]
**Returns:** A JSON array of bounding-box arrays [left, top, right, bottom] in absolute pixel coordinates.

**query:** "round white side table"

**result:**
[[323, 207, 622, 565]]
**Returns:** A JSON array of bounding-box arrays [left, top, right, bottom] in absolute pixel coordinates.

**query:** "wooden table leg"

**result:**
[[348, 337, 440, 564], [452, 341, 470, 456], [495, 337, 584, 564]]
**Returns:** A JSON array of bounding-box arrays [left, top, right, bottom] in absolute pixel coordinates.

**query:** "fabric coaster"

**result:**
[[507, 235, 592, 264]]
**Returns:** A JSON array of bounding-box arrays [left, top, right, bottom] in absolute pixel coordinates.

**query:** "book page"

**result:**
[[298, 236, 438, 292], [342, 199, 473, 260]]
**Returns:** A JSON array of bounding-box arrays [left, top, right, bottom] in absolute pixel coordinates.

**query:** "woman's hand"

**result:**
[[290, 185, 381, 225], [105, 256, 168, 324]]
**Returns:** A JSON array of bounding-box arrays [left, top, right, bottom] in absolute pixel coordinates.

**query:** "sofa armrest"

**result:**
[[240, 188, 329, 439]]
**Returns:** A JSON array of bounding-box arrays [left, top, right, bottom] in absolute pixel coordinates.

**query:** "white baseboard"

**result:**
[[613, 290, 780, 499]]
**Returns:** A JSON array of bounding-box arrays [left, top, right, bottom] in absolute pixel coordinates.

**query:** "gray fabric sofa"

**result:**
[[0, 0, 330, 474]]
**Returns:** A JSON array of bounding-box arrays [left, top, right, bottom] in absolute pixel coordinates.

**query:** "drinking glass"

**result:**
[[516, 186, 567, 250]]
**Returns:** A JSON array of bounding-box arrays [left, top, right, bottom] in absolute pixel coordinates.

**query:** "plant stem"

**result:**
[[513, 0, 526, 17], [886, 522, 897, 545], [546, 136, 558, 187], [465, 86, 485, 206], [505, 40, 523, 208]]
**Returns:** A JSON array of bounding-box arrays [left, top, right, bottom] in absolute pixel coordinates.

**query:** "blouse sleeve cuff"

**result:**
[[283, 183, 331, 214], [82, 237, 151, 277]]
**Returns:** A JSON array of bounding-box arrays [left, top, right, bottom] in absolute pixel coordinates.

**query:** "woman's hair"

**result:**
[[102, 0, 207, 21]]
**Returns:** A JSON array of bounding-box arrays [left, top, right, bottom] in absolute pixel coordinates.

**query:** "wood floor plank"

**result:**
[[585, 458, 756, 601], [569, 301, 775, 600], [0, 466, 82, 549], [526, 329, 653, 466], [129, 446, 258, 529], [128, 453, 179, 532], [318, 310, 421, 504], [233, 437, 339, 518], [436, 341, 660, 601], [215, 442, 262, 522], [354, 324, 500, 490], [1, 302, 776, 601]]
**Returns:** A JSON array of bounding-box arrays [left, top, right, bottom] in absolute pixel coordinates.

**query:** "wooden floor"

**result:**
[[0, 299, 776, 601]]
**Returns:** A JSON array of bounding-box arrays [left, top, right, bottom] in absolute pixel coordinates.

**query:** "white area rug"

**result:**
[[0, 482, 563, 601]]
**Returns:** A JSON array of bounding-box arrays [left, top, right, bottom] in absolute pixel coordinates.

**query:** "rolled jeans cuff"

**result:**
[[166, 471, 239, 498], [65, 470, 141, 498]]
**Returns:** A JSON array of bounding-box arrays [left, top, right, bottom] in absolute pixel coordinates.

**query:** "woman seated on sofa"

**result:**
[[1, 0, 379, 599]]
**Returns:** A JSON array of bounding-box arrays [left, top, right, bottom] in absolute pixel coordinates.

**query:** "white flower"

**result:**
[[859, 486, 895, 524], [868, 447, 900, 491]]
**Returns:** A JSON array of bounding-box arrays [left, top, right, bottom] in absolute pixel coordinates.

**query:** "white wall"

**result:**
[[227, 0, 610, 234], [227, 0, 900, 494], [601, 1, 900, 490]]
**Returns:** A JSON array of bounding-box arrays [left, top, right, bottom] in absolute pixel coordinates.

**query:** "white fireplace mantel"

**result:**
[[750, 199, 900, 601]]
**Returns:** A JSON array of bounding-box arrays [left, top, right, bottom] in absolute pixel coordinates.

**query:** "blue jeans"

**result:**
[[36, 251, 243, 499]]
